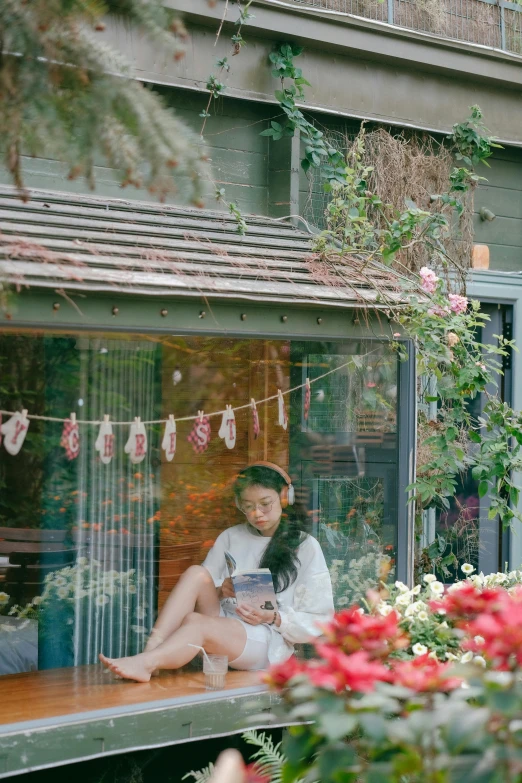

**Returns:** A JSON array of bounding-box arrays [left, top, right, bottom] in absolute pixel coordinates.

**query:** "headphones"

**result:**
[[235, 461, 295, 509]]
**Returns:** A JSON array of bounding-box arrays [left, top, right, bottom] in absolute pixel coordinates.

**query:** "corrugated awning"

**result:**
[[0, 186, 408, 307]]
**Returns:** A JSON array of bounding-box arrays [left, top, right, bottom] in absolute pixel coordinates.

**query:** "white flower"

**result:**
[[440, 621, 449, 629], [54, 576, 67, 587], [332, 560, 344, 566], [474, 635, 485, 646], [429, 581, 444, 595], [395, 593, 412, 607], [32, 596, 43, 606], [412, 643, 428, 656], [446, 652, 458, 661], [77, 557, 88, 567], [412, 584, 421, 595], [417, 611, 429, 622], [423, 574, 436, 584], [0, 592, 9, 606], [95, 594, 109, 607], [128, 584, 137, 594], [377, 602, 394, 616], [448, 581, 466, 593], [428, 651, 438, 660], [404, 604, 417, 618], [395, 581, 409, 592], [136, 606, 146, 620], [57, 586, 69, 600], [474, 656, 487, 668], [460, 651, 474, 664], [461, 563, 475, 576], [131, 625, 146, 634]]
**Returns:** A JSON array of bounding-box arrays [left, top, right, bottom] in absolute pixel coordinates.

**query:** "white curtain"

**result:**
[[72, 338, 159, 665]]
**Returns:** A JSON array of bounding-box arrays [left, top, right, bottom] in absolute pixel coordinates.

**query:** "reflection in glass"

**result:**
[[0, 332, 400, 678]]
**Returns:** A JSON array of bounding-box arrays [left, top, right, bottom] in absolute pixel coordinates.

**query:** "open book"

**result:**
[[224, 551, 277, 611]]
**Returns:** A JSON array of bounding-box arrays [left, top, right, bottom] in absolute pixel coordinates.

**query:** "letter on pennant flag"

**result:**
[[251, 398, 260, 440], [1, 410, 30, 455], [61, 413, 80, 460], [162, 415, 177, 462], [125, 418, 148, 464], [218, 405, 236, 449], [277, 390, 288, 430], [95, 416, 114, 464], [188, 411, 211, 454]]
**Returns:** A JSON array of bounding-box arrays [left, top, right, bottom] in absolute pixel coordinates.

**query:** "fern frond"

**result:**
[[242, 730, 285, 783], [182, 762, 215, 783]]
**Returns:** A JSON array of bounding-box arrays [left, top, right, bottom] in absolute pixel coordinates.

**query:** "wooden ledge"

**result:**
[[0, 667, 281, 779]]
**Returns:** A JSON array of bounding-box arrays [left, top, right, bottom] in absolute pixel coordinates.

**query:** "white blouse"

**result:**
[[202, 523, 334, 663]]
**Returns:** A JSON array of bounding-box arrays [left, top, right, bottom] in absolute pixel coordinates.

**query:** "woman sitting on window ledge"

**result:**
[[99, 462, 334, 682]]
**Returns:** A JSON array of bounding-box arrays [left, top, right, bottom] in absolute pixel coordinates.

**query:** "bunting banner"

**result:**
[[0, 351, 379, 461]]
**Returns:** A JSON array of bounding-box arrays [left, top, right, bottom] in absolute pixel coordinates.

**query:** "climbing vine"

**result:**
[[200, 0, 255, 234], [262, 45, 520, 568]]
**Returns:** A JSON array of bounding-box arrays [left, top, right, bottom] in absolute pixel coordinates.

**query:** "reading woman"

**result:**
[[99, 462, 334, 682]]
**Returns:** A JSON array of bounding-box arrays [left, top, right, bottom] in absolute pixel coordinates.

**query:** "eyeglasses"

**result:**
[[238, 500, 274, 516]]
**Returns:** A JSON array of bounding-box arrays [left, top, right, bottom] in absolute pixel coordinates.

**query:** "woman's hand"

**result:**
[[219, 577, 236, 600], [236, 602, 274, 626]]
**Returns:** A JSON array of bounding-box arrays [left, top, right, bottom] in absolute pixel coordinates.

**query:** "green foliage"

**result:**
[[243, 730, 286, 783], [185, 731, 285, 783], [0, 0, 209, 202], [262, 44, 345, 182]]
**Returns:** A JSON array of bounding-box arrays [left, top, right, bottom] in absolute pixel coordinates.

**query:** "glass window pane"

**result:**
[[0, 330, 399, 682]]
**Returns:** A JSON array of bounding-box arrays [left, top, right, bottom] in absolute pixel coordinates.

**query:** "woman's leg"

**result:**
[[145, 565, 220, 653], [100, 613, 247, 682]]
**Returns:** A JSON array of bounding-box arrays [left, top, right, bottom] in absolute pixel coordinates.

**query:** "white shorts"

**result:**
[[220, 607, 271, 671]]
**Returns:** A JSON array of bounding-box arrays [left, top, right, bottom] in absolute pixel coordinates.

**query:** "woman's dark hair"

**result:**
[[233, 465, 305, 593]]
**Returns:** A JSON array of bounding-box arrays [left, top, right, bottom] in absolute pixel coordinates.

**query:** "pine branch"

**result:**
[[0, 0, 209, 202]]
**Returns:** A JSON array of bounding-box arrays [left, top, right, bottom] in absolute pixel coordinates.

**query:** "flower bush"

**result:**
[[4, 559, 149, 664], [264, 573, 522, 782]]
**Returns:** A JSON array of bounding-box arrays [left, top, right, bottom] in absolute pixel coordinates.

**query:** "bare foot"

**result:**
[[99, 652, 155, 683]]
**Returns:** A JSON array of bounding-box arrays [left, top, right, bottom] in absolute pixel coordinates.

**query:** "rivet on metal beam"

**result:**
[[240, 313, 247, 321], [317, 317, 323, 325], [160, 309, 168, 317], [112, 306, 119, 316], [52, 302, 60, 311], [199, 310, 206, 319], [281, 315, 288, 323]]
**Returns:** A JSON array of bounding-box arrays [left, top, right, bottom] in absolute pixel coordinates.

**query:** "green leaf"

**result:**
[[478, 480, 489, 498], [318, 713, 357, 741]]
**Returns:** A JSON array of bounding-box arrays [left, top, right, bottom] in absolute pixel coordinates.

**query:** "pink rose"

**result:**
[[448, 294, 468, 314], [419, 266, 439, 294]]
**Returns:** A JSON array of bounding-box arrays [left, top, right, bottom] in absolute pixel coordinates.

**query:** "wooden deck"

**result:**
[[0, 665, 262, 725], [0, 666, 281, 779]]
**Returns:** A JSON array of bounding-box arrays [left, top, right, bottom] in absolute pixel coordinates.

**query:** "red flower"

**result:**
[[465, 589, 522, 670], [430, 584, 507, 621], [319, 606, 408, 659], [315, 645, 391, 692], [245, 764, 271, 783], [391, 654, 462, 692], [262, 656, 307, 689]]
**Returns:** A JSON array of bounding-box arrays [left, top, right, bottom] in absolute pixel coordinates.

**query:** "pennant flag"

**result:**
[[188, 411, 211, 454], [219, 405, 236, 449], [61, 413, 80, 460], [277, 390, 288, 430], [251, 398, 260, 440], [162, 415, 177, 462], [1, 410, 30, 455], [95, 415, 114, 464], [124, 417, 148, 464], [304, 378, 311, 422]]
